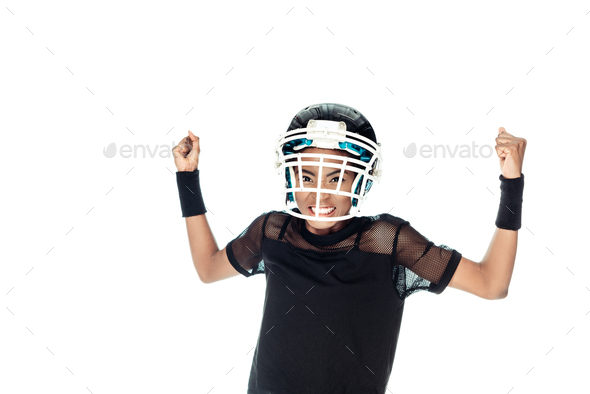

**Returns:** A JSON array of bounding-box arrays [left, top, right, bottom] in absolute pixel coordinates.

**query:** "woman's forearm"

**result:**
[[479, 227, 518, 298]]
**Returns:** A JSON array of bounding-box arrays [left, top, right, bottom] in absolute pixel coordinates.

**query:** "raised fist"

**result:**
[[172, 130, 200, 172]]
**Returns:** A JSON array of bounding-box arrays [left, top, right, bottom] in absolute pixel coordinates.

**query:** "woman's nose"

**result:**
[[312, 190, 332, 200]]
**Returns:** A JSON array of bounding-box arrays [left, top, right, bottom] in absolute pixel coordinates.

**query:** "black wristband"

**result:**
[[176, 170, 207, 217], [495, 173, 524, 231]]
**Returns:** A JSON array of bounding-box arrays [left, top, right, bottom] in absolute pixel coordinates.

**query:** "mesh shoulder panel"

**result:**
[[226, 212, 273, 277], [392, 219, 462, 299], [355, 214, 399, 255]]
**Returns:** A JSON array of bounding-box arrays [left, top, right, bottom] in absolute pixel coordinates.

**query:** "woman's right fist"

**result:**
[[172, 130, 200, 172]]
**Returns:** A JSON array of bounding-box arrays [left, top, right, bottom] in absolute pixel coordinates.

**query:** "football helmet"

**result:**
[[275, 103, 382, 221]]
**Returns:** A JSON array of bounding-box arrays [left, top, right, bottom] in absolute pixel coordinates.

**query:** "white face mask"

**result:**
[[275, 120, 383, 222]]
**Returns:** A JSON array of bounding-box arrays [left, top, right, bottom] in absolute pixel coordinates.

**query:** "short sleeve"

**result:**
[[392, 221, 462, 299], [226, 212, 269, 278]]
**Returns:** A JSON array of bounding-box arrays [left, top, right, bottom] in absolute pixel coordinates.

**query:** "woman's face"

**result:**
[[292, 148, 355, 235]]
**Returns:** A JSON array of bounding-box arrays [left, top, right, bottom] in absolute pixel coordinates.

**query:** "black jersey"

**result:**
[[226, 210, 462, 394]]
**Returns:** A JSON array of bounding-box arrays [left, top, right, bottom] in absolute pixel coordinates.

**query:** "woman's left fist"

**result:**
[[495, 127, 527, 179]]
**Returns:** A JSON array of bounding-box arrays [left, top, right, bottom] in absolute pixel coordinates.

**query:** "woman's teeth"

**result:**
[[310, 206, 336, 214]]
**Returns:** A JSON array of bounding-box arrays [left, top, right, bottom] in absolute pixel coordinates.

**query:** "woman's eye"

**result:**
[[330, 177, 344, 183], [302, 176, 312, 182]]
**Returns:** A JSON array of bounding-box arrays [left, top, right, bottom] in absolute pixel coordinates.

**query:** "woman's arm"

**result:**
[[448, 228, 516, 300], [448, 127, 526, 300], [479, 227, 517, 297], [185, 215, 239, 284], [173, 130, 240, 284]]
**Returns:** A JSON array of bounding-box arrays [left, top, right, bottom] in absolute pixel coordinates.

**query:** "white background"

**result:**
[[1, 1, 589, 393]]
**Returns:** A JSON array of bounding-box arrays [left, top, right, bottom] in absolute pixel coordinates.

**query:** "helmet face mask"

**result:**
[[275, 106, 382, 222]]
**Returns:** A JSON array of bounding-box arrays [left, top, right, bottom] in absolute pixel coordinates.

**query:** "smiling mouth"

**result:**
[[309, 206, 336, 216]]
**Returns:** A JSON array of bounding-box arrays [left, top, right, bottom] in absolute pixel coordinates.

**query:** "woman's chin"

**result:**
[[304, 211, 339, 224], [307, 219, 335, 227]]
